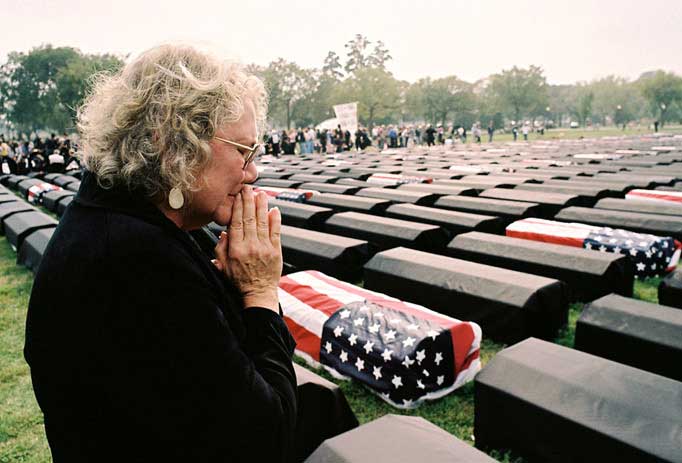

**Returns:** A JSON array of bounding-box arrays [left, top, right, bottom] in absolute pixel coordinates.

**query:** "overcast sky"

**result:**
[[3, 0, 681, 85]]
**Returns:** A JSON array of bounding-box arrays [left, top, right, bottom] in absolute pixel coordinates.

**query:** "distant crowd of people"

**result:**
[[0, 132, 81, 175], [261, 120, 547, 156]]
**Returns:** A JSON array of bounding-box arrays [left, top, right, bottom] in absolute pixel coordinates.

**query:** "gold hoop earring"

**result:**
[[168, 187, 184, 210]]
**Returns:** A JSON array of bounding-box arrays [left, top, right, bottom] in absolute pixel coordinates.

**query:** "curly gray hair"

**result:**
[[77, 43, 267, 200]]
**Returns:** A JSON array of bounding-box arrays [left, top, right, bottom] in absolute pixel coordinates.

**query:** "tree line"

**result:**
[[2, 36, 682, 134]]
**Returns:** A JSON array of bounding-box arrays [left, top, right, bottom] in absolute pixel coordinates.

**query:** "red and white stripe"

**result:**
[[626, 189, 682, 205], [255, 186, 315, 200], [28, 182, 61, 203], [506, 218, 596, 247], [279, 270, 481, 377]]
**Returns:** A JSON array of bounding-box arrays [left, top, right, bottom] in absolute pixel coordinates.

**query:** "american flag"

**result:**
[[366, 173, 433, 186], [626, 189, 682, 205], [278, 270, 481, 409], [253, 186, 314, 203], [507, 218, 681, 278], [28, 182, 61, 204]]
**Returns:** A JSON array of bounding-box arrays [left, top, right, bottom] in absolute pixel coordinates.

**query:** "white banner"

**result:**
[[333, 102, 358, 134]]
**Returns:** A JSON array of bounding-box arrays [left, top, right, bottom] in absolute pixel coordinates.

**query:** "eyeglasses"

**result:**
[[213, 136, 262, 169]]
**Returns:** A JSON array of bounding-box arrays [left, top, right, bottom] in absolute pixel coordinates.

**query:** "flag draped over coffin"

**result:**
[[279, 270, 482, 409], [28, 182, 61, 204], [507, 218, 681, 278], [366, 173, 432, 186], [626, 189, 682, 205], [254, 186, 314, 203]]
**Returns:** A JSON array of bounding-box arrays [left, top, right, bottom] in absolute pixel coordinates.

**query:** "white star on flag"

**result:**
[[402, 399, 413, 407], [416, 350, 426, 364], [406, 323, 419, 331], [355, 357, 365, 371], [613, 246, 621, 254], [585, 243, 593, 250], [663, 241, 669, 248], [651, 247, 657, 253], [324, 342, 332, 354], [434, 352, 443, 365], [339, 309, 351, 319], [373, 366, 382, 380], [636, 262, 646, 271], [422, 369, 430, 377], [353, 317, 364, 327], [381, 349, 393, 362], [417, 380, 425, 390], [385, 329, 396, 341], [402, 355, 415, 368], [436, 375, 444, 386], [426, 329, 439, 340], [629, 249, 638, 256], [339, 350, 348, 363], [333, 326, 344, 337], [402, 336, 416, 348], [599, 245, 607, 252], [645, 251, 652, 258], [363, 340, 374, 354], [651, 263, 657, 270], [392, 375, 403, 389], [348, 333, 358, 346], [368, 323, 381, 334]]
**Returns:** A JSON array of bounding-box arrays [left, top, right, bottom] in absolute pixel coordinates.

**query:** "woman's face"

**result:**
[[185, 100, 259, 229]]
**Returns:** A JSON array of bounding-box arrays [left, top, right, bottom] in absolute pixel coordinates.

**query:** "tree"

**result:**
[[321, 51, 343, 81], [574, 85, 594, 126], [367, 40, 392, 71], [406, 76, 474, 125], [333, 67, 400, 128], [488, 65, 548, 123], [638, 70, 682, 126], [343, 34, 372, 75], [0, 45, 123, 132], [261, 59, 313, 129]]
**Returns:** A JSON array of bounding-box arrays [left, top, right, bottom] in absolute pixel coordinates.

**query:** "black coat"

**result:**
[[24, 172, 297, 463]]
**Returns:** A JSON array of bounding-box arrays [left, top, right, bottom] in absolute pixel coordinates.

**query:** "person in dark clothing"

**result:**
[[487, 121, 494, 142], [425, 124, 436, 147], [24, 44, 297, 463]]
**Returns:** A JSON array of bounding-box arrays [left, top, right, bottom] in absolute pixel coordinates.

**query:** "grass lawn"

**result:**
[[0, 231, 668, 462], [464, 124, 682, 144]]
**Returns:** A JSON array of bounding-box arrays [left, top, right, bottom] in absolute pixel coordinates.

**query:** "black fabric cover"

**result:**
[[42, 190, 75, 212], [252, 171, 292, 180], [433, 195, 542, 222], [305, 193, 390, 214], [17, 227, 55, 273], [397, 183, 479, 197], [363, 247, 568, 343], [268, 198, 334, 231], [480, 188, 583, 217], [594, 197, 682, 216], [0, 201, 35, 233], [575, 293, 682, 381], [57, 195, 74, 217], [51, 175, 79, 188], [514, 183, 605, 203], [659, 267, 682, 309], [385, 204, 504, 238], [293, 363, 358, 462], [355, 187, 439, 206], [6, 175, 30, 189], [255, 178, 304, 189], [474, 337, 682, 463], [336, 178, 398, 189], [305, 414, 496, 463], [435, 179, 517, 190], [43, 173, 62, 182], [65, 180, 81, 192], [0, 194, 19, 205], [280, 225, 369, 282], [300, 182, 361, 195], [325, 212, 449, 253], [555, 206, 682, 241], [4, 210, 58, 250], [447, 232, 634, 301]]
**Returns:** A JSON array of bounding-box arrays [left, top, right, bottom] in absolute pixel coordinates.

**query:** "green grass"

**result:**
[[0, 234, 671, 462], [464, 124, 682, 144]]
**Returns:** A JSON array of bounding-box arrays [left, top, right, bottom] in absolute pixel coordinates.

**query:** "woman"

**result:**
[[24, 44, 297, 462]]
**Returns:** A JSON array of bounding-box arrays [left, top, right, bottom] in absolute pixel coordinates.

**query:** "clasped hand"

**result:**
[[213, 185, 282, 312]]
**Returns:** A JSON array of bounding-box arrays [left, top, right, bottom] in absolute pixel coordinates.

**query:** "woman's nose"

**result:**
[[244, 160, 259, 184]]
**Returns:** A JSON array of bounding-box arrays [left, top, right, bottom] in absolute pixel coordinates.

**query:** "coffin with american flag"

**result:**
[[27, 182, 61, 204], [507, 218, 681, 278], [366, 173, 433, 186], [626, 189, 682, 205], [254, 186, 314, 203], [279, 270, 482, 409]]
